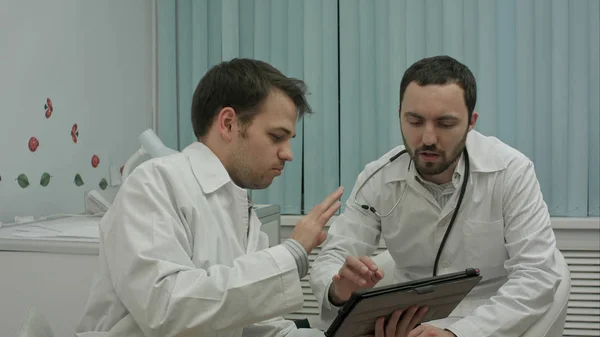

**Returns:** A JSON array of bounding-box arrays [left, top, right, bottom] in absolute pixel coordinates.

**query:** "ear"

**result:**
[[215, 107, 238, 142], [468, 111, 479, 131]]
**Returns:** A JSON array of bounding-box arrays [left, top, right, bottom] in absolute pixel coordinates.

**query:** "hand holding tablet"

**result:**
[[325, 268, 481, 337]]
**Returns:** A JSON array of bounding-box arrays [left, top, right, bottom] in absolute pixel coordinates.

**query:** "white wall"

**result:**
[[0, 0, 155, 223]]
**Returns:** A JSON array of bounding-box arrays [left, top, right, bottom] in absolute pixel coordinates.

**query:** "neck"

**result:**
[[199, 137, 231, 172], [420, 164, 456, 185], [199, 136, 247, 188]]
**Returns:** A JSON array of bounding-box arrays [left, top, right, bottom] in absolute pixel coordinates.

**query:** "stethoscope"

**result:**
[[353, 148, 470, 276]]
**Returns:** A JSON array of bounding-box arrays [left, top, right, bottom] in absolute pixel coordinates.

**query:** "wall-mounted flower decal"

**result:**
[[74, 173, 84, 186], [40, 172, 52, 187], [91, 154, 100, 168], [28, 137, 39, 152], [71, 123, 79, 143], [44, 98, 53, 119], [17, 174, 29, 188], [99, 178, 108, 190]]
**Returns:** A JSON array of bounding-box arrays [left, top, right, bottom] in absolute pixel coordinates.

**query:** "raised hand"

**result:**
[[290, 186, 344, 253]]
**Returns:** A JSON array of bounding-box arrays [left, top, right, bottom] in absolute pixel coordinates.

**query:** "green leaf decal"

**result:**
[[74, 174, 84, 187], [40, 172, 51, 187], [99, 178, 108, 190], [17, 174, 30, 188]]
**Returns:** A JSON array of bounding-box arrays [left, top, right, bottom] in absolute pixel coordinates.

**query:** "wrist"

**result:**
[[281, 239, 309, 278], [328, 282, 348, 307], [444, 328, 457, 337]]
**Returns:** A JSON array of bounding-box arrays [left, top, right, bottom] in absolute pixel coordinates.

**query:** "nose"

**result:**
[[422, 124, 437, 146], [279, 141, 294, 162]]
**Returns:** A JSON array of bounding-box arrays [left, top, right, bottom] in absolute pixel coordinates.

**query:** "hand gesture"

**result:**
[[329, 255, 385, 305], [290, 186, 344, 253]]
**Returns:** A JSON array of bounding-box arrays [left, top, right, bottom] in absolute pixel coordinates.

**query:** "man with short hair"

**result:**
[[310, 55, 561, 337], [76, 58, 423, 337]]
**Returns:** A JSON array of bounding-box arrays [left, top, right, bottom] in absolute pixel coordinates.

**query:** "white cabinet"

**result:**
[[0, 205, 280, 337]]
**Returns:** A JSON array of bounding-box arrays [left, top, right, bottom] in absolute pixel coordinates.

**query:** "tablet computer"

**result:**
[[324, 268, 481, 337]]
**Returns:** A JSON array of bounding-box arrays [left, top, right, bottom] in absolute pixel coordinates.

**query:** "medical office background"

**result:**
[[0, 0, 598, 336], [158, 0, 600, 220]]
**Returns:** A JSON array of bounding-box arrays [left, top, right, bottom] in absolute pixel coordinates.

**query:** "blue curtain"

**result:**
[[157, 0, 339, 214], [339, 0, 599, 217], [159, 0, 599, 217]]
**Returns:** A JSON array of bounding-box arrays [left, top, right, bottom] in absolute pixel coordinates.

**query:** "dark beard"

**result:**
[[401, 129, 468, 177]]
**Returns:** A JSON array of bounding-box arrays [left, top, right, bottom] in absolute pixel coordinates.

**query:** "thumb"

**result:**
[[371, 270, 384, 283]]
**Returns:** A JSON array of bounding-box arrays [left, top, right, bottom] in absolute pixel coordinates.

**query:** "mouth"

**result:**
[[272, 167, 284, 174], [418, 152, 441, 162]]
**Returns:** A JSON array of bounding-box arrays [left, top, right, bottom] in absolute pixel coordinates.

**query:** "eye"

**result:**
[[407, 118, 423, 126], [270, 134, 284, 142], [438, 121, 457, 128]]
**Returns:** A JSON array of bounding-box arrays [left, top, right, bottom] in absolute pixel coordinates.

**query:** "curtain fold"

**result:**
[[159, 0, 599, 217], [302, 0, 340, 213], [339, 0, 599, 216]]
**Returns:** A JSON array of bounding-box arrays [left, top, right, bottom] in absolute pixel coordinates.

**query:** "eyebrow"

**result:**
[[273, 127, 296, 138], [437, 115, 460, 122], [404, 112, 460, 121], [404, 112, 423, 119]]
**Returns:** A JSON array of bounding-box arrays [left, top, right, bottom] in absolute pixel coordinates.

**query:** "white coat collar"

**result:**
[[465, 130, 508, 173], [382, 130, 507, 184], [182, 142, 233, 194]]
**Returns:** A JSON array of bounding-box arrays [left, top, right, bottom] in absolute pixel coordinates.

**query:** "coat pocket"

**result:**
[[463, 218, 508, 281]]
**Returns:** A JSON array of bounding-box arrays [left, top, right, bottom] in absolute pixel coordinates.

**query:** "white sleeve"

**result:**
[[448, 160, 561, 337], [242, 317, 324, 337], [102, 164, 304, 337], [309, 165, 382, 325]]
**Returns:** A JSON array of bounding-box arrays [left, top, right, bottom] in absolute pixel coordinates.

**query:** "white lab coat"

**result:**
[[76, 142, 324, 337], [310, 131, 561, 337]]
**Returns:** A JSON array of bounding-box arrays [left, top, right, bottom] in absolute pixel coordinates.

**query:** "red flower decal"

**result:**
[[91, 155, 100, 168], [28, 137, 39, 152]]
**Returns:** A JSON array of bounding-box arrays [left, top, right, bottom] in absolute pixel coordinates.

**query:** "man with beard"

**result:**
[[310, 55, 561, 337]]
